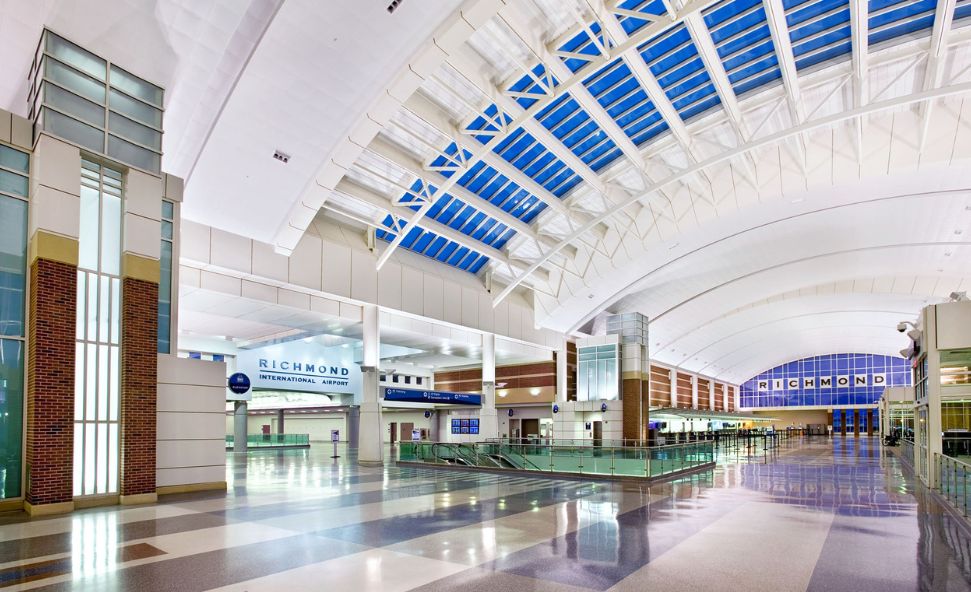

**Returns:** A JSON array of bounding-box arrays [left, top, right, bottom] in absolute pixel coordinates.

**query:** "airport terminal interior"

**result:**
[[3, 0, 971, 590]]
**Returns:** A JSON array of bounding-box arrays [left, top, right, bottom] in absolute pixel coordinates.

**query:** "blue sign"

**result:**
[[552, 404, 559, 414], [383, 387, 482, 406], [228, 373, 251, 395]]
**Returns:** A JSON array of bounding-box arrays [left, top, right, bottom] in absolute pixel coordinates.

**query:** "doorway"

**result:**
[[390, 422, 397, 444], [593, 421, 603, 446], [522, 418, 540, 439], [401, 422, 414, 442]]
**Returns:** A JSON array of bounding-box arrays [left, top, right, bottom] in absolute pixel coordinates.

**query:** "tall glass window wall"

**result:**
[[0, 144, 28, 499], [158, 200, 173, 353], [28, 30, 163, 173], [577, 343, 618, 401], [739, 353, 912, 408], [74, 160, 122, 497]]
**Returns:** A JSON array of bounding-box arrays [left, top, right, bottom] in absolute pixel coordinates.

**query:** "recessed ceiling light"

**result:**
[[956, 229, 964, 235]]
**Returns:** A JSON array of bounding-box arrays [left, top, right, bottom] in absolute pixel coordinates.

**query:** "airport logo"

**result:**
[[756, 373, 885, 391]]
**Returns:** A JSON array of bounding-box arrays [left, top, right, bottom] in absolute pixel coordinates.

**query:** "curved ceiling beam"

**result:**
[[492, 80, 971, 305]]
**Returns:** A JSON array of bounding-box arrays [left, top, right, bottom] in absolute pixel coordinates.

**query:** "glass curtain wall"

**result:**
[[577, 344, 618, 401], [158, 200, 173, 353], [73, 159, 122, 497], [0, 144, 28, 499]]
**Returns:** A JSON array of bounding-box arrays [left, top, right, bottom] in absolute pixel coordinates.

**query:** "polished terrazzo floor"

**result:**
[[1, 438, 970, 591]]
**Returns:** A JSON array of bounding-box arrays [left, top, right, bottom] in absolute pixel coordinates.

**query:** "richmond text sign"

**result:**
[[756, 374, 886, 392], [236, 342, 361, 396]]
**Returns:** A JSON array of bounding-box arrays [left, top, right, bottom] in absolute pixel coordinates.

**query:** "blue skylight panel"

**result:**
[[704, 0, 782, 97], [640, 24, 722, 120], [615, 0, 669, 35], [557, 22, 608, 73], [785, 0, 852, 69], [868, 0, 937, 46], [533, 91, 623, 172]]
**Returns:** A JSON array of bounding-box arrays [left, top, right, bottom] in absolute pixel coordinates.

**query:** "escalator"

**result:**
[[429, 443, 503, 468]]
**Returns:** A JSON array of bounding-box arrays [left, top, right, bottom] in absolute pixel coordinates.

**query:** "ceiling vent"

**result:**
[[272, 150, 290, 164], [387, 0, 405, 13]]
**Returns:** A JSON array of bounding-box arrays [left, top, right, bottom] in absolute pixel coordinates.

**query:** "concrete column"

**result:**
[[277, 409, 285, 434], [358, 305, 383, 464], [691, 375, 698, 409], [479, 333, 498, 439], [234, 401, 248, 453], [347, 406, 360, 446]]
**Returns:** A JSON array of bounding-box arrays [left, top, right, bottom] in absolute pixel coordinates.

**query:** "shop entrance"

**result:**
[[593, 421, 603, 446], [390, 422, 397, 444]]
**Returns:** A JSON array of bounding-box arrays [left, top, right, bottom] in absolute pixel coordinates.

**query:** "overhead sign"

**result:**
[[236, 341, 362, 396], [383, 387, 482, 406], [757, 374, 885, 392]]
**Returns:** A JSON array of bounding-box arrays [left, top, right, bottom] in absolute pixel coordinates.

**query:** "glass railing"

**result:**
[[899, 439, 915, 468], [938, 453, 971, 516], [225, 434, 310, 448], [398, 440, 715, 479]]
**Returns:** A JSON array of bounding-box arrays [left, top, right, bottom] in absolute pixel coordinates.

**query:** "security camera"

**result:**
[[950, 291, 969, 302], [907, 328, 922, 342], [896, 322, 908, 333]]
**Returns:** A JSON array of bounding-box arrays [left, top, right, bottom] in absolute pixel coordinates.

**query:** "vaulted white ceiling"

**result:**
[[5, 0, 971, 384]]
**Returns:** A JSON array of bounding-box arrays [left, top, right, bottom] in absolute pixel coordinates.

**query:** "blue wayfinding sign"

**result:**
[[383, 388, 481, 406], [228, 373, 251, 395]]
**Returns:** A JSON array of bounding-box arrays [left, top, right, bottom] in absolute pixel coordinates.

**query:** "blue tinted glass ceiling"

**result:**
[[868, 0, 938, 46], [639, 24, 721, 120], [380, 1, 951, 274], [705, 0, 783, 96], [784, 0, 852, 69]]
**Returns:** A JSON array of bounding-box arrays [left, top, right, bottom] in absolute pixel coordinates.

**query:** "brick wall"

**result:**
[[120, 278, 158, 496], [26, 259, 76, 506], [621, 378, 644, 441]]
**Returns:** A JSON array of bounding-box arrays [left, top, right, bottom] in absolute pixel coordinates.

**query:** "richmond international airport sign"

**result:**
[[236, 341, 362, 396]]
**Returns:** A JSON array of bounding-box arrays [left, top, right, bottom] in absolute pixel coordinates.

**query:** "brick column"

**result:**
[[25, 256, 77, 514], [120, 275, 158, 503]]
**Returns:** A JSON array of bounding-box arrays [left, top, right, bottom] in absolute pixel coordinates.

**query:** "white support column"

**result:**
[[691, 375, 699, 410], [669, 370, 677, 407], [722, 384, 729, 411], [479, 333, 498, 440], [358, 305, 383, 464], [708, 380, 716, 411], [556, 344, 568, 404]]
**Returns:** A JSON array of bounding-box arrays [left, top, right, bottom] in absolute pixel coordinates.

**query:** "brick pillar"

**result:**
[[120, 277, 158, 504], [25, 257, 76, 514], [622, 377, 643, 443]]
